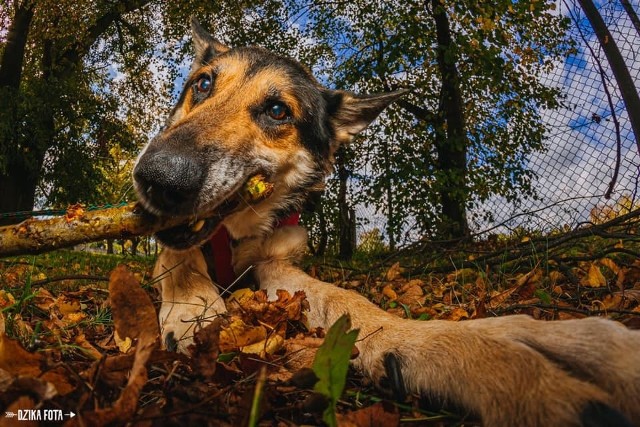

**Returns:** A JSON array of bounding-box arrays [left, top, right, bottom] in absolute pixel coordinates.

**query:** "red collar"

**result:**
[[205, 212, 300, 288]]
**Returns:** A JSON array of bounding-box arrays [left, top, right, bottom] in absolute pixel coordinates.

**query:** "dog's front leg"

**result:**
[[254, 260, 640, 426], [153, 247, 227, 351]]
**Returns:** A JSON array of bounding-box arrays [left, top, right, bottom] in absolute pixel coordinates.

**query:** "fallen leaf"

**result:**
[[548, 271, 565, 285], [385, 262, 403, 281], [55, 295, 81, 315], [337, 401, 400, 427], [115, 331, 132, 353], [445, 307, 470, 321], [229, 287, 255, 303], [190, 318, 222, 380], [0, 333, 42, 377], [109, 265, 159, 343], [241, 334, 284, 357], [396, 283, 424, 306], [382, 285, 398, 301], [75, 333, 103, 360], [79, 265, 160, 426], [582, 263, 607, 288], [219, 317, 268, 352], [0, 290, 16, 308], [601, 294, 624, 310], [599, 258, 619, 274]]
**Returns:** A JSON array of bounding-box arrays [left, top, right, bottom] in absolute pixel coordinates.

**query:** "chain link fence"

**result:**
[[350, 0, 640, 246]]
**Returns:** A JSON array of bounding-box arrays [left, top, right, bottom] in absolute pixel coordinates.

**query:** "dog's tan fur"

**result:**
[[136, 20, 640, 426]]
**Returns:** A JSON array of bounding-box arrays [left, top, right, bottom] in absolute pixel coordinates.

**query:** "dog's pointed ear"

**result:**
[[326, 89, 408, 143], [190, 17, 230, 70]]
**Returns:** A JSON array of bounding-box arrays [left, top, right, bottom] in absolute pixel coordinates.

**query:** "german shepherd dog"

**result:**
[[133, 19, 640, 426]]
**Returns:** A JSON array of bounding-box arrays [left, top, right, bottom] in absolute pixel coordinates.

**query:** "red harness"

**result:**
[[205, 212, 300, 288]]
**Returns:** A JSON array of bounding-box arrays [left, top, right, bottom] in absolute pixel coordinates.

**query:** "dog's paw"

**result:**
[[354, 315, 640, 426], [159, 291, 226, 352]]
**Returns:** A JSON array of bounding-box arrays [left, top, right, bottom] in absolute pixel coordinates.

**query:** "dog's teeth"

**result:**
[[191, 219, 205, 232]]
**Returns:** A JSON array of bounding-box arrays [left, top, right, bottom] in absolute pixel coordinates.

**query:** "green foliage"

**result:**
[[312, 314, 359, 427], [301, 0, 573, 242], [1, 0, 573, 247]]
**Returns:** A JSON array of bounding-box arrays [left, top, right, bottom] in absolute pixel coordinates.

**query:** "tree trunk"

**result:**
[[130, 237, 140, 256], [0, 4, 36, 225], [336, 151, 355, 260], [0, 160, 39, 225], [430, 0, 470, 239], [577, 0, 640, 156], [380, 134, 396, 251], [0, 0, 152, 223], [0, 3, 34, 88]]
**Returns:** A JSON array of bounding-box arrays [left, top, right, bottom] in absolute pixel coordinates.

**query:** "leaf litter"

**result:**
[[1, 233, 640, 425]]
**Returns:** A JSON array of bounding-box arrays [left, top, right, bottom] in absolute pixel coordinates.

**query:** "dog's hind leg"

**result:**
[[153, 247, 227, 352]]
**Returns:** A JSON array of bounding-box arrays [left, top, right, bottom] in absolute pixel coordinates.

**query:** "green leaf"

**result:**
[[312, 314, 359, 427]]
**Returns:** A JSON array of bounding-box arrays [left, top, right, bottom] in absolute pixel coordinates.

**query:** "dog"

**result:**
[[132, 19, 640, 426]]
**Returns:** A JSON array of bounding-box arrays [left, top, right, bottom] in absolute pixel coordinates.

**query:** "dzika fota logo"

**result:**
[[4, 409, 76, 421]]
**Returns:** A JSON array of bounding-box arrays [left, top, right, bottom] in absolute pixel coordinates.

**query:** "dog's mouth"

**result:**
[[153, 200, 235, 250], [145, 174, 273, 250]]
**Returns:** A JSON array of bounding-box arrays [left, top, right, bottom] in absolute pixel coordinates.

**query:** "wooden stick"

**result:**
[[0, 175, 274, 258], [0, 203, 217, 257]]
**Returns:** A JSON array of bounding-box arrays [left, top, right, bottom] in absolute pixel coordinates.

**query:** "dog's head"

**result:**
[[133, 19, 404, 248]]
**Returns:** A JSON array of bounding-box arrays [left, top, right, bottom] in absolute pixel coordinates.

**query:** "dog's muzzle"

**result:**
[[133, 151, 205, 215]]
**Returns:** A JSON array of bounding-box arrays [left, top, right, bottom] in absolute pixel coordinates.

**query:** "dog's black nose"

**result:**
[[133, 152, 204, 213]]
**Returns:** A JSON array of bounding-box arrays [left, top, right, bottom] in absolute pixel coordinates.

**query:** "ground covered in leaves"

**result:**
[[1, 216, 640, 426]]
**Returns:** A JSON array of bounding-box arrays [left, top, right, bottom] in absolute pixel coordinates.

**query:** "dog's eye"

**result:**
[[195, 76, 211, 93], [267, 102, 289, 121]]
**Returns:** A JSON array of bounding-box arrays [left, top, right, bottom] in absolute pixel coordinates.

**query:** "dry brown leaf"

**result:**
[[219, 317, 267, 353], [548, 271, 565, 285], [382, 285, 398, 301], [0, 333, 42, 377], [229, 287, 255, 303], [337, 402, 400, 427], [81, 336, 156, 426], [114, 331, 132, 353], [385, 262, 403, 281], [0, 289, 16, 309], [599, 258, 620, 274], [488, 285, 519, 309], [616, 268, 628, 291], [190, 318, 222, 380], [240, 334, 284, 357], [396, 283, 424, 306], [516, 268, 543, 288], [228, 289, 309, 333], [601, 294, 624, 310], [582, 263, 607, 288], [79, 265, 160, 426], [74, 333, 103, 360], [54, 296, 81, 315], [40, 367, 75, 396], [282, 336, 325, 372], [109, 265, 159, 343], [33, 287, 55, 311], [445, 307, 470, 321]]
